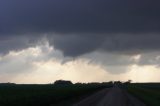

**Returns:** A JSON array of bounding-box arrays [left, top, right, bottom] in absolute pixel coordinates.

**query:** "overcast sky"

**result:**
[[0, 0, 160, 84]]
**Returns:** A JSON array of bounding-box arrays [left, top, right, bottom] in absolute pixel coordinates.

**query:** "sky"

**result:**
[[0, 0, 160, 84]]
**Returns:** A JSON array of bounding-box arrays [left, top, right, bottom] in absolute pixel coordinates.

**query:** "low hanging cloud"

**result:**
[[49, 34, 160, 57], [1, 39, 160, 83], [0, 40, 122, 83], [1, 42, 160, 83]]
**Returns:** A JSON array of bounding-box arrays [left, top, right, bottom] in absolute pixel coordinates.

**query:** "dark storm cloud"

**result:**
[[49, 34, 160, 57], [0, 0, 160, 57], [48, 34, 105, 56], [0, 0, 160, 34], [0, 35, 40, 55]]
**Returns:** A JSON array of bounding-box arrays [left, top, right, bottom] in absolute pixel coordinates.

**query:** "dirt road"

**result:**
[[74, 87, 146, 106]]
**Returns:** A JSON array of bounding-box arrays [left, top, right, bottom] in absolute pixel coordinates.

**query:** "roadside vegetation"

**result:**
[[127, 83, 160, 106]]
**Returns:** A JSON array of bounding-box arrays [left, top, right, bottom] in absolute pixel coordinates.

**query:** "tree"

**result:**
[[54, 80, 73, 85]]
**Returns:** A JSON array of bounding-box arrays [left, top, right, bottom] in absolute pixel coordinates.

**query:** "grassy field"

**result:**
[[0, 83, 111, 106], [127, 83, 160, 106]]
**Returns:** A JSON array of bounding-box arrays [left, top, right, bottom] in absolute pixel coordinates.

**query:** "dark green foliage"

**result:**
[[127, 83, 160, 106], [54, 80, 73, 85]]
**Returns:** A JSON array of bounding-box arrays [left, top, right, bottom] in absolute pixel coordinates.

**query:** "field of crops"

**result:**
[[2, 82, 159, 106], [128, 83, 160, 106], [0, 83, 111, 106]]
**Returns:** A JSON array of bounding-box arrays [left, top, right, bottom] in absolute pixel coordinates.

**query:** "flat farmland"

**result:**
[[0, 83, 111, 106], [128, 83, 160, 106]]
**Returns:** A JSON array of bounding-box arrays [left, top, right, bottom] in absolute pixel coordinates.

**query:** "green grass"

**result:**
[[128, 85, 160, 106], [0, 83, 111, 106]]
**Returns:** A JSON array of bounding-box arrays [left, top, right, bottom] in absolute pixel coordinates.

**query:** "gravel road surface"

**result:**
[[74, 87, 146, 106]]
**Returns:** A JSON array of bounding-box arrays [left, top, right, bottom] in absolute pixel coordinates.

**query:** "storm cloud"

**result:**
[[0, 0, 160, 57], [1, 0, 160, 34], [1, 1, 160, 83]]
